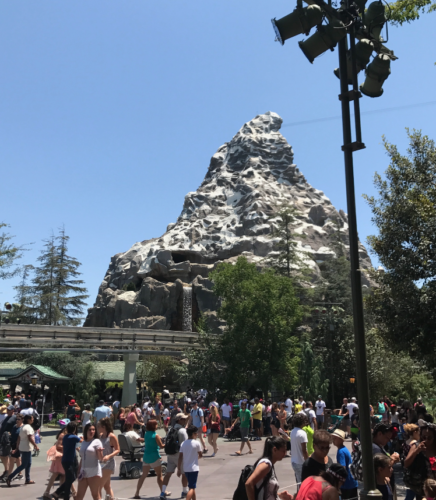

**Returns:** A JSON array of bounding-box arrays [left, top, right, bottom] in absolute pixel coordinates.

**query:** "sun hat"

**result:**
[[175, 413, 188, 421], [331, 429, 346, 440]]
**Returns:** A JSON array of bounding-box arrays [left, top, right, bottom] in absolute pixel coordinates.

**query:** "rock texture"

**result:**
[[85, 112, 372, 332]]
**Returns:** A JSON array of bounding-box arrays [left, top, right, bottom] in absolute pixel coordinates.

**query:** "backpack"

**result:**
[[233, 461, 273, 500], [378, 402, 386, 414], [350, 439, 363, 482], [164, 426, 181, 455]]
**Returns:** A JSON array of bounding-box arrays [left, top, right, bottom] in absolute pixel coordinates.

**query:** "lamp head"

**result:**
[[360, 53, 391, 97], [272, 5, 323, 45], [364, 1, 386, 42], [299, 18, 347, 64]]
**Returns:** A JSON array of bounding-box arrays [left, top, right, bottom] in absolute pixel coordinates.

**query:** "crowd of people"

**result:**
[[1, 389, 436, 500]]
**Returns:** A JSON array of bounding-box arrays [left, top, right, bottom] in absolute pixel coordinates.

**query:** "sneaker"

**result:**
[[211, 452, 215, 457], [159, 494, 166, 499]]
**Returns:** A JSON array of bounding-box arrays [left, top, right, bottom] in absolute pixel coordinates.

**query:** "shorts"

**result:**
[[185, 471, 199, 489], [143, 458, 162, 469], [222, 416, 230, 421], [240, 427, 249, 442], [316, 415, 324, 424], [272, 420, 280, 429], [210, 429, 220, 434], [253, 419, 262, 429], [166, 454, 179, 474]]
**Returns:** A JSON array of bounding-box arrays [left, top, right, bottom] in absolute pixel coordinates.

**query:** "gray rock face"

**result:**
[[85, 112, 372, 332]]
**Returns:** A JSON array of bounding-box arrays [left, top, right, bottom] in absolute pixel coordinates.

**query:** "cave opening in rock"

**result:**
[[172, 252, 188, 263]]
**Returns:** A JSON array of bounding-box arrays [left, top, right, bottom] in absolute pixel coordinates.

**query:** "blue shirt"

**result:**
[[93, 405, 111, 423], [190, 407, 204, 428], [62, 434, 81, 462], [337, 446, 358, 490]]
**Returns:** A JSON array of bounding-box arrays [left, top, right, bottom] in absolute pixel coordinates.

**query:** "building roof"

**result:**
[[0, 362, 26, 382], [9, 364, 70, 382], [95, 361, 125, 381]]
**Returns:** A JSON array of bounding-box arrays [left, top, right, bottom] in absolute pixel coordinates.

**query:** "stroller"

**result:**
[[328, 415, 343, 433], [224, 422, 256, 441]]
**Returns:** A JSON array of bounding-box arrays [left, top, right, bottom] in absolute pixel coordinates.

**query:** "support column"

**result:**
[[122, 353, 139, 407]]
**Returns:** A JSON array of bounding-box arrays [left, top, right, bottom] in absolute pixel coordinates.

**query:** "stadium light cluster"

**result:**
[[271, 0, 395, 97]]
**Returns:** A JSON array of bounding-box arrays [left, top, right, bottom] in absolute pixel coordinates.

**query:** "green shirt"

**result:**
[[238, 409, 252, 428], [302, 425, 314, 455]]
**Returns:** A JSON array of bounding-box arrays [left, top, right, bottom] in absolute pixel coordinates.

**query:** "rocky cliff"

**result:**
[[84, 112, 372, 332]]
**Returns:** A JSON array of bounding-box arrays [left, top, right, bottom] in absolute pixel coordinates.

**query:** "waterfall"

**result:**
[[182, 287, 192, 332]]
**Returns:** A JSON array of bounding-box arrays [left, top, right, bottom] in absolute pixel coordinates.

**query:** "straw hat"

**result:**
[[0, 405, 7, 415], [331, 429, 346, 440]]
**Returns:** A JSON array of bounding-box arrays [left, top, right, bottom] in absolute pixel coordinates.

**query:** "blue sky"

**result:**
[[1, 1, 435, 315]]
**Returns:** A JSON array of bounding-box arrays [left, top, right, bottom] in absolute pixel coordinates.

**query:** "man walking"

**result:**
[[284, 394, 293, 416], [290, 413, 309, 489], [231, 401, 253, 456], [251, 398, 263, 441], [315, 395, 326, 430], [93, 400, 111, 424], [305, 402, 317, 431], [161, 413, 189, 499], [188, 401, 207, 453]]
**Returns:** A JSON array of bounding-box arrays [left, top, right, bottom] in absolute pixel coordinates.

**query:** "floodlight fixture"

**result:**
[[299, 18, 347, 64], [271, 4, 323, 45], [364, 1, 386, 41], [334, 38, 374, 82], [360, 53, 391, 97]]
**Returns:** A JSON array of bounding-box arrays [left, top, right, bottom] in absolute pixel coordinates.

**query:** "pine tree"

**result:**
[[267, 206, 309, 279], [53, 227, 88, 325], [13, 265, 37, 323], [32, 235, 58, 325], [0, 222, 25, 280], [31, 228, 88, 325]]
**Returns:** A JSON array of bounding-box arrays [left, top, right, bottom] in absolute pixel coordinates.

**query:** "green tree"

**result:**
[[267, 206, 308, 279], [299, 332, 330, 401], [30, 228, 88, 325], [53, 227, 88, 325], [388, 0, 436, 25], [364, 130, 436, 366], [0, 223, 26, 280], [209, 256, 303, 396]]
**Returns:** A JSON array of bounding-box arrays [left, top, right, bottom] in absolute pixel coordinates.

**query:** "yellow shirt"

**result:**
[[252, 403, 263, 420], [295, 404, 303, 413]]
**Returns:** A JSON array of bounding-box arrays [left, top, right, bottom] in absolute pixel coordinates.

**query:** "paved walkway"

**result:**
[[0, 426, 405, 500]]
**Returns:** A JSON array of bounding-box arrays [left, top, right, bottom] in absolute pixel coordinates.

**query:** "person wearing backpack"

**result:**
[[241, 436, 293, 500], [161, 413, 189, 499]]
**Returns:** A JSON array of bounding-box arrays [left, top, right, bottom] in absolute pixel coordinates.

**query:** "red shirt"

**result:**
[[209, 415, 221, 431]]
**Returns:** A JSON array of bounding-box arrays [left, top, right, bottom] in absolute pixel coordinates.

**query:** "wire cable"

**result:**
[[281, 100, 436, 128]]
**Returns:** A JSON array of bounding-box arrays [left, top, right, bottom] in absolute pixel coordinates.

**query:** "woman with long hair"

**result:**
[[404, 422, 436, 499], [118, 407, 126, 433], [134, 419, 165, 499], [97, 417, 120, 500], [126, 404, 143, 432], [297, 463, 348, 500], [271, 403, 280, 437], [278, 403, 287, 430], [76, 422, 103, 500], [207, 405, 220, 457], [245, 436, 293, 500]]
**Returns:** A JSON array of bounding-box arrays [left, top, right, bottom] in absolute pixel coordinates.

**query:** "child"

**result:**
[[374, 453, 393, 500], [178, 425, 202, 500]]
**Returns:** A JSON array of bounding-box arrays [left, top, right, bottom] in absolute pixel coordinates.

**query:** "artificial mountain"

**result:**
[[85, 112, 372, 332]]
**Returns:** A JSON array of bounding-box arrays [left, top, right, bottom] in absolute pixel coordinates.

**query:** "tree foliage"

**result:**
[[388, 0, 436, 25], [14, 228, 88, 325], [266, 206, 308, 280], [364, 130, 436, 366], [0, 223, 26, 280], [23, 352, 101, 407], [209, 257, 303, 396]]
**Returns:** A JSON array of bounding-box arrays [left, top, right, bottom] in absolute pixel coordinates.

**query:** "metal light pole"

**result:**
[[270, 0, 394, 497], [338, 28, 380, 500]]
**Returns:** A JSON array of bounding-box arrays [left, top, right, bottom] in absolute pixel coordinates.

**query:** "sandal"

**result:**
[[235, 451, 242, 455]]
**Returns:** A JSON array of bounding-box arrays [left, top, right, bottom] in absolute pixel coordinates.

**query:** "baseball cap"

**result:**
[[373, 423, 393, 436], [7, 405, 15, 411]]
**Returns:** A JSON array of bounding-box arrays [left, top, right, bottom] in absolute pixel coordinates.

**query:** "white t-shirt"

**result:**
[[180, 438, 202, 472], [82, 410, 92, 427], [221, 404, 231, 418], [163, 408, 170, 419], [284, 398, 293, 413], [307, 409, 316, 429], [290, 427, 308, 465], [347, 403, 358, 419], [315, 400, 326, 415], [18, 424, 35, 452], [124, 430, 142, 446]]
